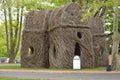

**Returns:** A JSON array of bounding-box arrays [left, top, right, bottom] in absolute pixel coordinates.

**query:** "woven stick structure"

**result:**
[[87, 17, 108, 67], [21, 2, 108, 68]]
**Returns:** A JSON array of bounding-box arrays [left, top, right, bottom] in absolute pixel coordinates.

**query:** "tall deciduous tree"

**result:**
[[111, 0, 119, 70], [2, 0, 9, 57], [1, 0, 24, 63]]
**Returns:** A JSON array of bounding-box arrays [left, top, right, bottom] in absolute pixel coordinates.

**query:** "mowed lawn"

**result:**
[[0, 63, 105, 71], [0, 63, 120, 71]]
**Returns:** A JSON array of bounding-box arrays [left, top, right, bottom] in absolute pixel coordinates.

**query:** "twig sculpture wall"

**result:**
[[21, 2, 108, 68]]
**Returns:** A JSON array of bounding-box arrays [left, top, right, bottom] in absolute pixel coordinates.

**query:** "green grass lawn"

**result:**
[[0, 63, 120, 71], [0, 63, 106, 71]]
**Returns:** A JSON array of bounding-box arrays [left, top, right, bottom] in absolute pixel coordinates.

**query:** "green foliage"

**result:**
[[105, 7, 120, 33], [0, 24, 8, 57], [49, 0, 70, 6], [81, 0, 120, 33], [16, 49, 20, 58], [104, 0, 115, 7], [104, 10, 114, 32], [0, 65, 21, 69]]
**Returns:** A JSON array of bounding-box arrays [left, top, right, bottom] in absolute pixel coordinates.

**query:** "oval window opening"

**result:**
[[77, 32, 82, 39], [28, 46, 34, 56]]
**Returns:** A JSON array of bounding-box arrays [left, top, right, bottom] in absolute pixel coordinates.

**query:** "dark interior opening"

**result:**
[[28, 46, 34, 56], [53, 46, 56, 58], [77, 32, 82, 39], [74, 42, 81, 56]]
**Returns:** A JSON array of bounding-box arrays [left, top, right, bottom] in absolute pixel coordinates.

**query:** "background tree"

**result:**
[[82, 0, 120, 70], [0, 0, 24, 63], [111, 0, 120, 70]]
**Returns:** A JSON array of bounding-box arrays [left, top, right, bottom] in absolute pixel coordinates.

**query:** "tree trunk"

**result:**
[[79, 0, 83, 7], [8, 7, 15, 63], [8, 7, 23, 63], [15, 8, 19, 38], [3, 0, 23, 63], [112, 2, 119, 71], [15, 7, 23, 54], [112, 40, 119, 70], [9, 51, 16, 63], [3, 0, 10, 56]]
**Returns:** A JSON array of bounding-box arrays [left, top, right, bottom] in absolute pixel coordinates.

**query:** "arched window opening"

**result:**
[[77, 32, 82, 39], [28, 46, 34, 56], [74, 42, 81, 57]]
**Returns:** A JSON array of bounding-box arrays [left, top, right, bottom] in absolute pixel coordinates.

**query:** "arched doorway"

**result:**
[[74, 42, 81, 57]]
